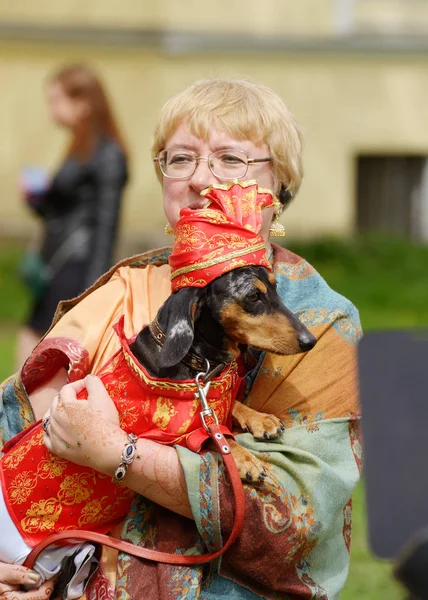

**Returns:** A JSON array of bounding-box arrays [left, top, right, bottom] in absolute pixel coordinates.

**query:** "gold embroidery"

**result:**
[[173, 226, 255, 254], [123, 351, 239, 393], [176, 398, 199, 435], [173, 276, 208, 289], [153, 397, 178, 429], [170, 241, 266, 279], [118, 404, 140, 429], [37, 454, 68, 479], [77, 496, 126, 527], [9, 471, 38, 504], [200, 179, 276, 200], [21, 498, 62, 533], [58, 472, 95, 505], [221, 258, 250, 273], [3, 444, 31, 470]]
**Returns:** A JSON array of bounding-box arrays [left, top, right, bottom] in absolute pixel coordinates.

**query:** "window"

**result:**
[[356, 155, 428, 241]]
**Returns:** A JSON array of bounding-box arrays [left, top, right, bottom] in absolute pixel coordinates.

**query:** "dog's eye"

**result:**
[[246, 292, 260, 303]]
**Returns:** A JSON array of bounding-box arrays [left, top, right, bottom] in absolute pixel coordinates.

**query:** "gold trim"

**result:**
[[200, 179, 257, 195], [170, 241, 267, 280], [123, 351, 238, 393], [200, 179, 278, 209]]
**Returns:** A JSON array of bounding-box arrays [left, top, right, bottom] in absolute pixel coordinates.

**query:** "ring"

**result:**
[[42, 416, 51, 433]]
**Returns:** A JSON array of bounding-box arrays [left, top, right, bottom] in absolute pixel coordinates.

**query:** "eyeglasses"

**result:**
[[154, 148, 271, 180]]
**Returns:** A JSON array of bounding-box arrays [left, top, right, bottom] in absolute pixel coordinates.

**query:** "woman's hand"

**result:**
[[43, 375, 127, 477], [0, 562, 54, 599], [44, 375, 193, 518]]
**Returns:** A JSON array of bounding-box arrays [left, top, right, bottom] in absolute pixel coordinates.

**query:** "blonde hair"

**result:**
[[152, 77, 303, 200]]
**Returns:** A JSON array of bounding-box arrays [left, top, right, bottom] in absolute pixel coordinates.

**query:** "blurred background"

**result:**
[[1, 1, 428, 597]]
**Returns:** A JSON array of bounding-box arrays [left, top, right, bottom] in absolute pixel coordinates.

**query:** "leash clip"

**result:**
[[195, 359, 219, 431]]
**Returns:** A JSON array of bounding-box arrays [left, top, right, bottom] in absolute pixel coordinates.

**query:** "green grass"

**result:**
[[0, 240, 28, 379], [1, 235, 427, 598], [288, 234, 428, 331]]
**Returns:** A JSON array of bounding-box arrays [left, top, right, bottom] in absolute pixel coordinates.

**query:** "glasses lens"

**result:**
[[209, 149, 249, 180], [158, 149, 197, 178]]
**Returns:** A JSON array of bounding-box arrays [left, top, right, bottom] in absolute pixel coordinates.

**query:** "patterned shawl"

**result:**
[[0, 244, 362, 600]]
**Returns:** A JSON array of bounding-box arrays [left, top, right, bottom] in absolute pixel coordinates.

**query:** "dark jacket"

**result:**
[[31, 137, 128, 289]]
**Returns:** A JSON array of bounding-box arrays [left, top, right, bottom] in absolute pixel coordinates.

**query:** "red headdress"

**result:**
[[169, 180, 278, 292]]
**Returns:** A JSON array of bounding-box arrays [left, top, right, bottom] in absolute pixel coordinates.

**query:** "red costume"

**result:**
[[0, 181, 277, 547]]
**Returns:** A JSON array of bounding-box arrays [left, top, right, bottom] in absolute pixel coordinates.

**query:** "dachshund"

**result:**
[[130, 264, 316, 482]]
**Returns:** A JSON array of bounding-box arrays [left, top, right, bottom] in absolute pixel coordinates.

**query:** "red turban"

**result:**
[[169, 180, 277, 292]]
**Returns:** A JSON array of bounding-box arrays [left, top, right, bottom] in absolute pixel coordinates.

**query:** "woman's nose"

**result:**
[[189, 158, 218, 192]]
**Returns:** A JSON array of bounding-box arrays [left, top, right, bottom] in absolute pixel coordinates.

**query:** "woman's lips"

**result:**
[[187, 201, 208, 210]]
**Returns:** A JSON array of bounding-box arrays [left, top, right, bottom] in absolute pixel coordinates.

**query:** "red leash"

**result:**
[[24, 423, 244, 569]]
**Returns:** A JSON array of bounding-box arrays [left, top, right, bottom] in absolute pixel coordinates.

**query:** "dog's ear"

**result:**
[[157, 286, 204, 369]]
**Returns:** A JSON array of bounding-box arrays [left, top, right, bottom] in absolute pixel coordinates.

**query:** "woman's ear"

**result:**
[[157, 287, 204, 369]]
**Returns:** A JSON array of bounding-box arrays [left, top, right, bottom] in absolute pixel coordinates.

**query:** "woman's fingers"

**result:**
[[79, 375, 119, 425], [84, 375, 117, 414], [0, 564, 40, 588], [51, 376, 118, 426], [57, 378, 87, 397], [1, 580, 55, 599], [0, 562, 53, 600], [58, 375, 109, 405]]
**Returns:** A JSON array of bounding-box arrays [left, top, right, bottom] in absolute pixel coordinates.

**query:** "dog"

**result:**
[[130, 263, 316, 482]]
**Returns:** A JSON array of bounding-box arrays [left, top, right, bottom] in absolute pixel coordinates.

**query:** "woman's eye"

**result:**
[[169, 154, 194, 165], [220, 154, 245, 165]]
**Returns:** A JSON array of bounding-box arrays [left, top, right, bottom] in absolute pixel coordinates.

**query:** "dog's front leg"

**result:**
[[232, 402, 285, 440], [228, 439, 268, 483], [204, 436, 267, 483]]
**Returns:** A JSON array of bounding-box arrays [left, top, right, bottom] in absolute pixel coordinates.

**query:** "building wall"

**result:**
[[1, 2, 428, 251], [0, 0, 336, 34]]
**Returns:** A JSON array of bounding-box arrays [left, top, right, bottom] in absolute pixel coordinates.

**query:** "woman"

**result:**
[[1, 77, 361, 600], [17, 64, 128, 367]]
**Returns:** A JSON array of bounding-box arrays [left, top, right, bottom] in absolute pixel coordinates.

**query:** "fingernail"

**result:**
[[27, 571, 41, 583]]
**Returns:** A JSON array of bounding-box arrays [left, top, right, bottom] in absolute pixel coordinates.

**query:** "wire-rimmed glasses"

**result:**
[[154, 148, 271, 180]]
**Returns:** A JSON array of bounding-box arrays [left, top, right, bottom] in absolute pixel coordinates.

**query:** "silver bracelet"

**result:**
[[112, 433, 138, 484]]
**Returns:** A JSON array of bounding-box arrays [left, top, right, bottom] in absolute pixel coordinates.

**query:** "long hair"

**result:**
[[50, 64, 127, 161]]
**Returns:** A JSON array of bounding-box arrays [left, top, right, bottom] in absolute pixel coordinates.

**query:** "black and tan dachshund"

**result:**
[[130, 265, 316, 481]]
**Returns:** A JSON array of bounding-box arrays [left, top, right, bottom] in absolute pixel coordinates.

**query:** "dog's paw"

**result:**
[[232, 402, 285, 440], [229, 440, 268, 483]]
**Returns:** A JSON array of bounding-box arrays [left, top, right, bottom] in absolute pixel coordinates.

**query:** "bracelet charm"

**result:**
[[113, 433, 138, 484]]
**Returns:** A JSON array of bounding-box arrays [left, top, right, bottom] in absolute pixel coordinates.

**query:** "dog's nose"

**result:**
[[298, 332, 317, 352]]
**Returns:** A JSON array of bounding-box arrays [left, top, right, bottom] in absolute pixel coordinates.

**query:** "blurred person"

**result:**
[[0, 77, 361, 600], [17, 64, 128, 367]]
